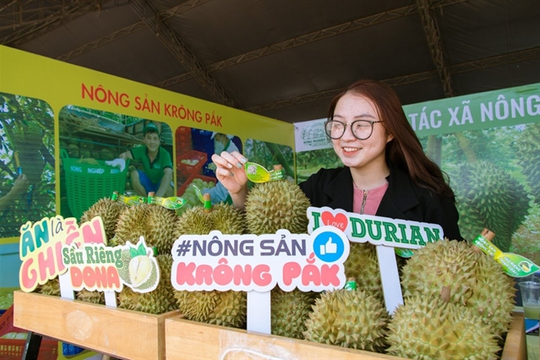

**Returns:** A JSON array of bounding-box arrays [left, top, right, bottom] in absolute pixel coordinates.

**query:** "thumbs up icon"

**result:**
[[320, 236, 337, 255]]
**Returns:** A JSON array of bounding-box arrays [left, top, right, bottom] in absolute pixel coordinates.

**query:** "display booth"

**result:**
[[0, 45, 536, 359]]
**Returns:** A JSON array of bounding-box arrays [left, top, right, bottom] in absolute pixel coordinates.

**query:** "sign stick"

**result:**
[[104, 291, 117, 307], [59, 272, 74, 300], [376, 245, 403, 314], [246, 290, 271, 334]]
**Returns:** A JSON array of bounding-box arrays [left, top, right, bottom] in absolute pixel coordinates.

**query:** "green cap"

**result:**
[[143, 122, 159, 136]]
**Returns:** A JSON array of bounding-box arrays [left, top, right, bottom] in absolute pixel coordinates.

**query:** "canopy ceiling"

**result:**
[[1, 0, 539, 123]]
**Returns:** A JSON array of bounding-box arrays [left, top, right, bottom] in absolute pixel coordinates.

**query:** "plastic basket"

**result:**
[[0, 337, 58, 360], [61, 149, 129, 219], [176, 150, 207, 176]]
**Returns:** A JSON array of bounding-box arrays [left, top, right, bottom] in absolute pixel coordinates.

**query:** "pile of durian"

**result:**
[[39, 177, 516, 359]]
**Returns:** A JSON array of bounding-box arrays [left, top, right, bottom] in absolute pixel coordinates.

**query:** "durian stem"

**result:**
[[203, 193, 212, 213], [481, 228, 495, 241], [472, 228, 496, 253]]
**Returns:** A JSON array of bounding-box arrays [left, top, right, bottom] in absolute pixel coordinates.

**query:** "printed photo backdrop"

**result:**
[[422, 124, 539, 262], [175, 126, 243, 210], [244, 139, 294, 180], [0, 92, 56, 239]]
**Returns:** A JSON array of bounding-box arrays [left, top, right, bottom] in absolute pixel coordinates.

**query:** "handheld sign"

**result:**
[[19, 216, 162, 309], [307, 206, 444, 314], [171, 226, 350, 333]]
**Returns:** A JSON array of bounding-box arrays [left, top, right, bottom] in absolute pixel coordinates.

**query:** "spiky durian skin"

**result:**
[[401, 240, 477, 306], [466, 254, 516, 336], [515, 122, 540, 199], [204, 290, 247, 328], [145, 205, 180, 255], [344, 242, 383, 302], [174, 290, 247, 329], [449, 161, 529, 252], [245, 180, 311, 235], [208, 203, 246, 234], [117, 254, 176, 314], [157, 254, 177, 311], [76, 289, 105, 304], [303, 289, 389, 352], [386, 296, 500, 360], [113, 203, 179, 255], [36, 278, 60, 296], [175, 206, 213, 235], [80, 198, 126, 242], [174, 291, 219, 322], [271, 288, 318, 339], [113, 204, 149, 247], [173, 203, 247, 328], [401, 239, 516, 337]]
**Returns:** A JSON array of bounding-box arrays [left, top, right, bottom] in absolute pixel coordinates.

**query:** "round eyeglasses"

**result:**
[[324, 119, 383, 140]]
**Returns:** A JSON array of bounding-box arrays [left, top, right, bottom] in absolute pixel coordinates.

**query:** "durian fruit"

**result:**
[[80, 197, 126, 242], [76, 289, 104, 304], [67, 143, 80, 158], [303, 289, 389, 352], [175, 201, 246, 236], [8, 121, 46, 184], [207, 203, 246, 235], [515, 122, 540, 199], [344, 242, 383, 302], [386, 295, 500, 359], [35, 278, 60, 296], [113, 201, 179, 255], [400, 239, 516, 337], [174, 290, 247, 328], [157, 253, 177, 310], [145, 204, 180, 255], [113, 204, 149, 247], [271, 288, 318, 339], [175, 205, 213, 235], [173, 200, 247, 328], [117, 254, 177, 314], [449, 161, 529, 251], [174, 290, 218, 322], [466, 253, 516, 336], [401, 240, 477, 306], [245, 177, 311, 235], [244, 175, 313, 335], [10, 120, 43, 145]]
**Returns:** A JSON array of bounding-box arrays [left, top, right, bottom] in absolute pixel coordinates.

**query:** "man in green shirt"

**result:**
[[120, 122, 173, 197]]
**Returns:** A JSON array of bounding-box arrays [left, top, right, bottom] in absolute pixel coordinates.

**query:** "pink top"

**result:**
[[353, 181, 389, 215]]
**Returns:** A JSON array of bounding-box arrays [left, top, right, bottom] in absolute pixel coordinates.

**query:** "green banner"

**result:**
[[403, 83, 540, 136]]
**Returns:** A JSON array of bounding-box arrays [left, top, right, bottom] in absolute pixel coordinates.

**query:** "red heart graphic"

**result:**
[[321, 211, 348, 232]]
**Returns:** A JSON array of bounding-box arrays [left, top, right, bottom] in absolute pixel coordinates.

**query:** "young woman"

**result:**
[[212, 79, 462, 240]]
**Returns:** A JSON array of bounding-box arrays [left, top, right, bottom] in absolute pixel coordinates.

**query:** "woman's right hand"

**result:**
[[211, 151, 249, 196]]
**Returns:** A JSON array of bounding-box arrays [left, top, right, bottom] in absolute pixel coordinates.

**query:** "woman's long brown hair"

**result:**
[[327, 79, 455, 200]]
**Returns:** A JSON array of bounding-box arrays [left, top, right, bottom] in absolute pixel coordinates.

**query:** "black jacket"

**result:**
[[299, 163, 463, 241]]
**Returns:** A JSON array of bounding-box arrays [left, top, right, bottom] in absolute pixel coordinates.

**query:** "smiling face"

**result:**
[[331, 92, 393, 172], [143, 131, 161, 154]]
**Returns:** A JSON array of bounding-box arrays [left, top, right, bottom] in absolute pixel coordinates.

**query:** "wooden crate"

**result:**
[[13, 290, 527, 360], [501, 312, 527, 360], [14, 291, 179, 360], [165, 312, 527, 360]]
